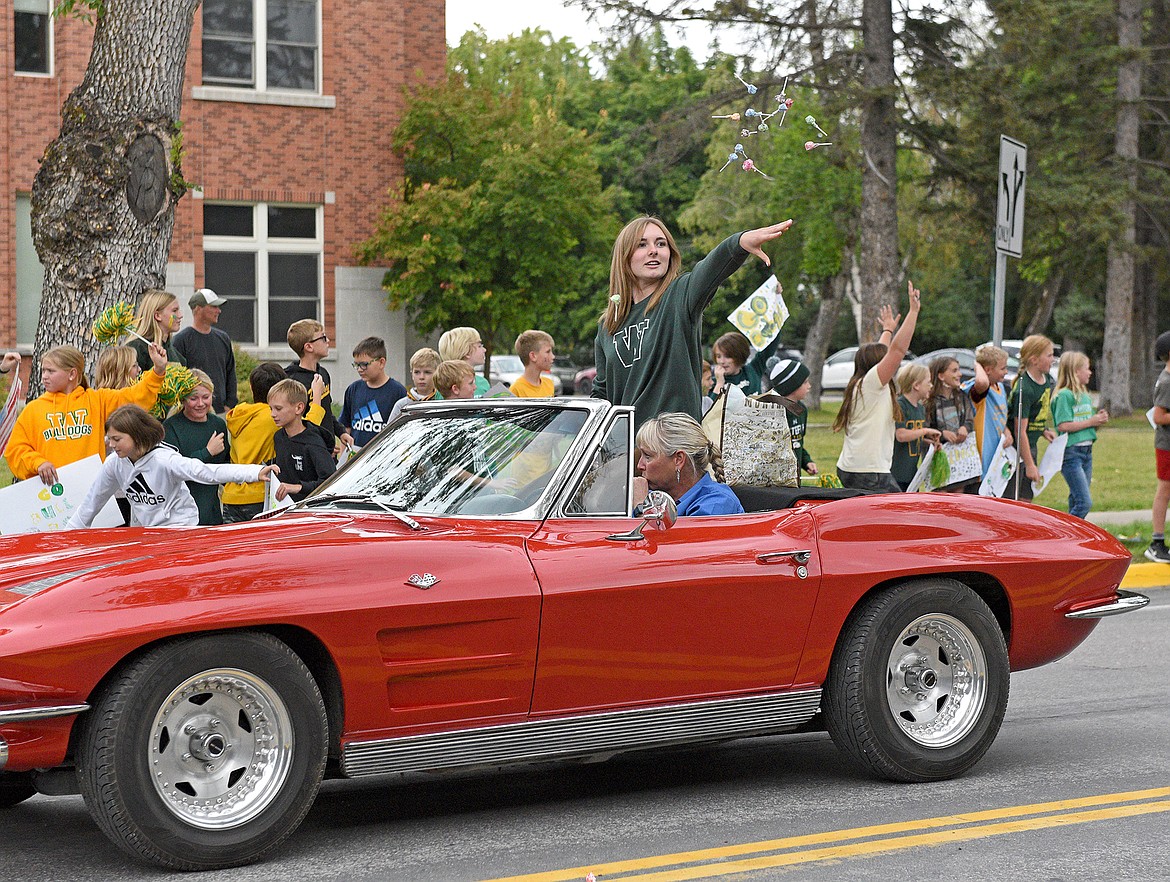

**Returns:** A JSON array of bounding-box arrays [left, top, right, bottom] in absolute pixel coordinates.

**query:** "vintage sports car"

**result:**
[[0, 398, 1146, 869]]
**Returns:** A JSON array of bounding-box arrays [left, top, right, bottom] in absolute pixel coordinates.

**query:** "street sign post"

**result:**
[[992, 136, 1026, 346]]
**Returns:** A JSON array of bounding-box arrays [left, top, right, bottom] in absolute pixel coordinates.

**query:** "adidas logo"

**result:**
[[353, 402, 384, 434], [126, 474, 165, 506]]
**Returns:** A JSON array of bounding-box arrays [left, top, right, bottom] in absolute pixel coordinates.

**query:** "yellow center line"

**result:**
[[481, 786, 1170, 882]]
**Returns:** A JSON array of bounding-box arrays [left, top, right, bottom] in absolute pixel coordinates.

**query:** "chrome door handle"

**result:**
[[757, 550, 811, 564]]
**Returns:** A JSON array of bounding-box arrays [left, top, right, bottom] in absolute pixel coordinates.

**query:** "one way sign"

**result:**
[[995, 135, 1027, 258]]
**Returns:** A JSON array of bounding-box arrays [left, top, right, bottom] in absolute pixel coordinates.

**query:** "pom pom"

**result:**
[[93, 302, 137, 344], [152, 364, 198, 418]]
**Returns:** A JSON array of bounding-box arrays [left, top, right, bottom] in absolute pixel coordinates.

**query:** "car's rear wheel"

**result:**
[[0, 772, 36, 808], [825, 579, 1009, 782], [77, 632, 328, 870]]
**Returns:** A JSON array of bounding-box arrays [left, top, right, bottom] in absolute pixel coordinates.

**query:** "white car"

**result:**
[[820, 346, 917, 391], [980, 339, 1061, 381], [488, 354, 564, 395]]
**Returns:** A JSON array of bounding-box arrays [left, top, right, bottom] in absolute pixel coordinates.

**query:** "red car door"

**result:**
[[526, 508, 821, 715]]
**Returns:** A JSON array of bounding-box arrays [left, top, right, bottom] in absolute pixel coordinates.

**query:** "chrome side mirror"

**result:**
[[606, 490, 678, 541]]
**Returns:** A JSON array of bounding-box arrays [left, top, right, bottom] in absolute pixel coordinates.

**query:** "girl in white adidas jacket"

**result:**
[[68, 405, 279, 529]]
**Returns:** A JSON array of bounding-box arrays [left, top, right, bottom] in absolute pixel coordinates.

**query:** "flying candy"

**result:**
[[804, 141, 833, 151], [93, 302, 149, 345], [734, 72, 758, 95], [805, 115, 830, 138], [711, 112, 741, 120]]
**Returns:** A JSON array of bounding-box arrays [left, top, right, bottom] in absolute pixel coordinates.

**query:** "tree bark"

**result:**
[[802, 267, 849, 411], [30, 0, 199, 392], [858, 0, 898, 343], [1099, 0, 1142, 416]]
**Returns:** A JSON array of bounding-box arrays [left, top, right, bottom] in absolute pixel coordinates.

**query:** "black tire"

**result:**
[[0, 772, 36, 808], [76, 632, 328, 870], [825, 579, 1009, 782]]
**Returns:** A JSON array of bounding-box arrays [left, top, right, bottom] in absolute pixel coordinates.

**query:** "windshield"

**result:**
[[314, 405, 589, 515]]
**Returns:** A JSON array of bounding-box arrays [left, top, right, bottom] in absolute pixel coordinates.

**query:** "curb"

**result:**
[[1121, 562, 1170, 591]]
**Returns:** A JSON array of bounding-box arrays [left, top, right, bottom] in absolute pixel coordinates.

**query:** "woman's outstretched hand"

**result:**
[[739, 220, 795, 267]]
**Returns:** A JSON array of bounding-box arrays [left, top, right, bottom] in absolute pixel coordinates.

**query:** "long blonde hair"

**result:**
[[832, 343, 901, 432], [1054, 351, 1089, 398], [134, 289, 179, 344], [600, 216, 682, 335], [636, 412, 727, 483], [94, 346, 139, 389]]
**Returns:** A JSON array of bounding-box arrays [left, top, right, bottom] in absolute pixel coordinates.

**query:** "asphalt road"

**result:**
[[4, 590, 1168, 882]]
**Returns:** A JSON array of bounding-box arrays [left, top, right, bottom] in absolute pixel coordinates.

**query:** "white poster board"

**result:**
[[907, 438, 981, 492], [0, 455, 122, 534], [263, 471, 294, 513], [1031, 433, 1067, 497], [729, 275, 789, 350], [979, 436, 1017, 497]]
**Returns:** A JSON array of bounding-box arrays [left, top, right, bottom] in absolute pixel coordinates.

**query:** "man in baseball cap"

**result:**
[[173, 288, 237, 411]]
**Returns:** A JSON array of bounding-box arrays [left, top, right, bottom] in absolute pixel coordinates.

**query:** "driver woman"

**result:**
[[634, 413, 744, 516]]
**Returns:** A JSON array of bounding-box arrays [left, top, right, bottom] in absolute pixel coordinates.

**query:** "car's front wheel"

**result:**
[[825, 579, 1009, 782], [77, 632, 328, 870]]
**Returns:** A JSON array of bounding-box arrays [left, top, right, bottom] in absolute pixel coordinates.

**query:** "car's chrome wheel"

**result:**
[[883, 614, 988, 749], [77, 633, 327, 871], [148, 668, 295, 829], [825, 579, 1009, 782]]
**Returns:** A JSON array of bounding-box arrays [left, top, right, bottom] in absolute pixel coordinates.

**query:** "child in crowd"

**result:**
[[1147, 331, 1170, 562], [891, 363, 941, 491], [129, 288, 187, 372], [388, 348, 440, 421], [434, 359, 477, 400], [1005, 334, 1056, 501], [700, 360, 715, 415], [5, 343, 167, 485], [926, 355, 978, 492], [511, 330, 556, 397], [769, 358, 818, 476], [222, 363, 326, 522], [67, 404, 275, 529], [834, 283, 923, 492], [963, 344, 1013, 478], [1052, 352, 1108, 520], [709, 331, 779, 398], [269, 379, 336, 502], [285, 319, 342, 451], [438, 327, 489, 396], [338, 336, 408, 449], [94, 345, 141, 390], [164, 369, 231, 525]]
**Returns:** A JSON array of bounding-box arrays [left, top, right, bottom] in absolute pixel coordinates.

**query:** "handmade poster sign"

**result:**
[[729, 275, 788, 350], [979, 435, 1017, 497], [0, 455, 121, 534], [905, 444, 936, 493], [906, 437, 981, 493], [264, 471, 294, 513], [1031, 433, 1068, 497]]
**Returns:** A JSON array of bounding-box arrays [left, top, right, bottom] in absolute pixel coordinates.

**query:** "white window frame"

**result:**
[[200, 0, 321, 95], [202, 202, 324, 351], [14, 0, 53, 78]]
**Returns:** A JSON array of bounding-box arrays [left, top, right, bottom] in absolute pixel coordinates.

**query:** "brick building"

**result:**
[[1, 0, 444, 381]]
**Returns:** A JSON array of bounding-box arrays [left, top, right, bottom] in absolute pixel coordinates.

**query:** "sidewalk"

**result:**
[[1086, 509, 1149, 527], [1081, 510, 1169, 590]]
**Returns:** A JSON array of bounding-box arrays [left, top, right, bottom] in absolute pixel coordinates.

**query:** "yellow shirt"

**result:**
[[4, 370, 164, 480], [510, 375, 554, 398], [222, 400, 326, 505]]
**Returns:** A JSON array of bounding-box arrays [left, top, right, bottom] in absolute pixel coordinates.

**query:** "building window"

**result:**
[[203, 203, 322, 347], [202, 0, 319, 92], [15, 0, 51, 75], [16, 195, 45, 347]]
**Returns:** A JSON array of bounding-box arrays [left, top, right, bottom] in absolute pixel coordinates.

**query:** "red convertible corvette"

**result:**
[[0, 398, 1146, 869]]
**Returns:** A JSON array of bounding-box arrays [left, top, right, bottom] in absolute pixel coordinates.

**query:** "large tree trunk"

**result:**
[[30, 0, 199, 393], [858, 0, 898, 343], [1099, 0, 1142, 416], [802, 267, 850, 411]]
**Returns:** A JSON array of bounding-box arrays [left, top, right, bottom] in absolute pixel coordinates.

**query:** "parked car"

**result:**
[[550, 356, 580, 393], [574, 365, 597, 396], [914, 347, 1020, 386], [0, 398, 1144, 869], [821, 346, 917, 391], [981, 339, 1060, 381], [488, 354, 564, 395]]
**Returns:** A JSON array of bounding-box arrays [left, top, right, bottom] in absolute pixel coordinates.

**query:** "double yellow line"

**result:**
[[484, 786, 1170, 882]]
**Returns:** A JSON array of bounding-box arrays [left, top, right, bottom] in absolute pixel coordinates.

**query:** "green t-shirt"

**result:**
[[1051, 388, 1096, 446], [892, 395, 928, 486], [1007, 371, 1054, 449]]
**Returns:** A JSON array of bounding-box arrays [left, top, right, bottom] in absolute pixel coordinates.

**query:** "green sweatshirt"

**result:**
[[591, 233, 749, 430]]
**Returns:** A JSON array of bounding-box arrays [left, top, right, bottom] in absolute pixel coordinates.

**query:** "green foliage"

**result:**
[[234, 345, 260, 404], [53, 0, 104, 22]]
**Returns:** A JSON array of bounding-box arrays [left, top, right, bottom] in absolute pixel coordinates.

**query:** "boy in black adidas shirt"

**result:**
[[269, 379, 335, 502]]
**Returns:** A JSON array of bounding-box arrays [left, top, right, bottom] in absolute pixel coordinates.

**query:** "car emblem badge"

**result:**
[[406, 573, 439, 589]]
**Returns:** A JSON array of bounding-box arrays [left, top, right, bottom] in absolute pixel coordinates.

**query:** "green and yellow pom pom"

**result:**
[[93, 302, 138, 344], [151, 364, 197, 418]]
